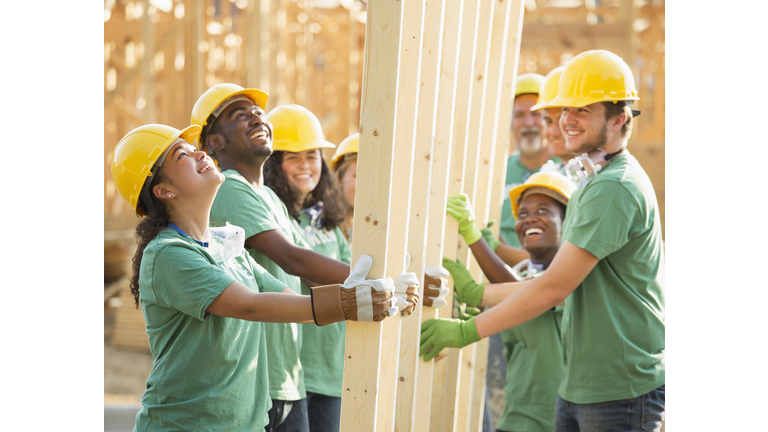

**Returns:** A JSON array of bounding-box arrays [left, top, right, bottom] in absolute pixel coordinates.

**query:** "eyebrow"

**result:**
[[171, 144, 192, 160]]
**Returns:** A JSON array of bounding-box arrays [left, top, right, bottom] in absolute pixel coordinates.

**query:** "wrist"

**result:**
[[310, 284, 346, 325], [461, 317, 482, 345], [462, 225, 482, 245]]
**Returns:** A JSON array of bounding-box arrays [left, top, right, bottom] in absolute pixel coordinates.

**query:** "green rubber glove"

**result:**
[[419, 317, 481, 362], [459, 303, 483, 321], [446, 193, 482, 245], [481, 220, 500, 252], [442, 257, 484, 307]]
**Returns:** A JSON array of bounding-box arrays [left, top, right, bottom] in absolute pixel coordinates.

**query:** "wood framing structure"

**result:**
[[104, 0, 665, 427]]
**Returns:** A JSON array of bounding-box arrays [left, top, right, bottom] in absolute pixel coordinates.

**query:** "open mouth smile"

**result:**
[[525, 228, 543, 236]]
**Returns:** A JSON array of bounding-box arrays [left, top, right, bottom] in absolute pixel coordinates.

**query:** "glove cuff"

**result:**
[[463, 226, 482, 245], [462, 317, 482, 345], [464, 283, 485, 308], [310, 284, 346, 326]]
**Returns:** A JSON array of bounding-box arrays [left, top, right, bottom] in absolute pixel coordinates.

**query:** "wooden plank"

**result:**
[[429, 0, 480, 430], [395, 0, 447, 429], [340, 1, 405, 430], [412, 0, 463, 430], [454, 0, 496, 430]]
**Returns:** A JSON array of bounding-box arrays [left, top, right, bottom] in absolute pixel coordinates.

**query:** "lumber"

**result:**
[[340, 1, 405, 430], [412, 0, 464, 430], [395, 0, 447, 429]]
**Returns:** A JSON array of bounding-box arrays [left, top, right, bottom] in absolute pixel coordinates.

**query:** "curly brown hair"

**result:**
[[264, 150, 347, 231], [129, 170, 171, 309]]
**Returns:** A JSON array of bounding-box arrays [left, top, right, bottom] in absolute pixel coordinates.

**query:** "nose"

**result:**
[[248, 107, 264, 125]]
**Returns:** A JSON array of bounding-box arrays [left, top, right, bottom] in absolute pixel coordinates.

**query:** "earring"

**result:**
[[169, 193, 174, 197]]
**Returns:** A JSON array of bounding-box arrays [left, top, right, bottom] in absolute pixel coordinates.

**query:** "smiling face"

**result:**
[[280, 149, 322, 197], [514, 193, 564, 263], [153, 140, 224, 204], [212, 100, 273, 162], [543, 107, 572, 161], [511, 94, 545, 154], [559, 102, 610, 155]]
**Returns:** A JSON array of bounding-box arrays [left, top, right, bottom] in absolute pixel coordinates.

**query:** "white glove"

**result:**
[[393, 272, 420, 316], [423, 266, 450, 308]]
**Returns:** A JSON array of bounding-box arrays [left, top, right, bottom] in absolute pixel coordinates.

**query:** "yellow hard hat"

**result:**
[[515, 73, 545, 98], [542, 50, 639, 108], [330, 133, 359, 171], [111, 124, 202, 216], [531, 66, 566, 111], [190, 83, 269, 149], [508, 171, 577, 219], [265, 104, 336, 153]]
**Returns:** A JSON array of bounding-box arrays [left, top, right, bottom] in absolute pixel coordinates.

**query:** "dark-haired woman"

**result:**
[[263, 105, 353, 432], [112, 124, 398, 432]]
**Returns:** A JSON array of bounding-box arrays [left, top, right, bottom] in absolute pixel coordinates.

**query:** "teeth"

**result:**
[[250, 130, 267, 139], [199, 164, 210, 173], [567, 130, 582, 136], [525, 228, 543, 236]]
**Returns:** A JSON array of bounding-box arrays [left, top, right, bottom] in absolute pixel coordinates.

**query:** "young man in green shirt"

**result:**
[[420, 50, 665, 432], [190, 84, 421, 431]]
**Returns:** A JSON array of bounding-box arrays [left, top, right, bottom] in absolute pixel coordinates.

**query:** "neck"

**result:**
[[519, 148, 552, 171], [167, 205, 212, 241], [529, 249, 557, 266], [217, 156, 266, 188]]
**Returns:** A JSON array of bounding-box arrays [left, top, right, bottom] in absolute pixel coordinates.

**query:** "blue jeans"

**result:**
[[306, 391, 341, 432], [266, 398, 309, 432], [554, 385, 665, 432]]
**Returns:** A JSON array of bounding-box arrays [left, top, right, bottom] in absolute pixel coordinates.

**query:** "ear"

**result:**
[[609, 111, 627, 133], [152, 184, 176, 201], [206, 132, 226, 153]]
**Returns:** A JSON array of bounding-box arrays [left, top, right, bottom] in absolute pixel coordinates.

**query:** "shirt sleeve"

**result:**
[[564, 180, 638, 261], [212, 176, 282, 240], [148, 241, 236, 321]]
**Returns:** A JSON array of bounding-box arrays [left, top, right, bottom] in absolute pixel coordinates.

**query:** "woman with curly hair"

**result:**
[[263, 105, 353, 432], [112, 123, 399, 432]]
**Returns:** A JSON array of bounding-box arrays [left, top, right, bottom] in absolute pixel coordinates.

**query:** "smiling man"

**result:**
[[420, 51, 665, 432], [190, 84, 354, 432]]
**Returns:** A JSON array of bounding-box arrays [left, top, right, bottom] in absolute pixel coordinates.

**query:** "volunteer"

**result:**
[[443, 172, 576, 432], [329, 133, 358, 244], [190, 85, 420, 431], [421, 50, 665, 432], [263, 104, 353, 432], [112, 124, 399, 432], [533, 66, 576, 173]]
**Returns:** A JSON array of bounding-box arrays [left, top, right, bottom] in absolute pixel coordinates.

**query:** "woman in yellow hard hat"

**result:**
[[437, 171, 577, 432], [112, 123, 400, 432], [263, 106, 392, 432], [329, 133, 358, 244]]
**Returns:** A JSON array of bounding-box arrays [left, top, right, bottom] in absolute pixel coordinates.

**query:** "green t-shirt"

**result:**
[[210, 169, 309, 401], [559, 153, 665, 404], [294, 213, 352, 397], [134, 228, 286, 432], [497, 265, 563, 432], [499, 153, 557, 247]]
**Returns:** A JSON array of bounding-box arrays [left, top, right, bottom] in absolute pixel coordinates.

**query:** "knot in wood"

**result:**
[[373, 130, 379, 136]]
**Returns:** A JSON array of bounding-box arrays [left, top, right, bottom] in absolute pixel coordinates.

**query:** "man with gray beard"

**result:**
[[498, 73, 558, 248]]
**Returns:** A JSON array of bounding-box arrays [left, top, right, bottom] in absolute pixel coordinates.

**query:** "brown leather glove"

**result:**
[[310, 255, 398, 326]]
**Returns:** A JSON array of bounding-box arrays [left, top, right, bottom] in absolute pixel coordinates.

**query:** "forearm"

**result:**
[[494, 244, 530, 268], [208, 286, 315, 323], [468, 239, 517, 283], [283, 249, 350, 285], [474, 276, 564, 338], [479, 280, 524, 307]]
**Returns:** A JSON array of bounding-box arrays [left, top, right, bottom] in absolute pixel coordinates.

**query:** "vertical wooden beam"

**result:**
[[454, 1, 496, 430], [377, 0, 425, 429], [395, 0, 447, 430], [413, 1, 463, 431], [429, 0, 480, 430], [192, 0, 204, 98], [340, 1, 405, 430]]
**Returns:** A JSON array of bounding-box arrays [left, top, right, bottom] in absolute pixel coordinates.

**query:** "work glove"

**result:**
[[446, 193, 482, 245], [419, 317, 481, 362], [480, 220, 500, 252], [453, 298, 483, 321], [394, 272, 420, 316], [310, 254, 398, 326], [442, 257, 484, 307], [423, 266, 450, 308]]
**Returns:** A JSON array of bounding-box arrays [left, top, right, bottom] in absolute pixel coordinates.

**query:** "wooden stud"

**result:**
[[340, 1, 405, 430]]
